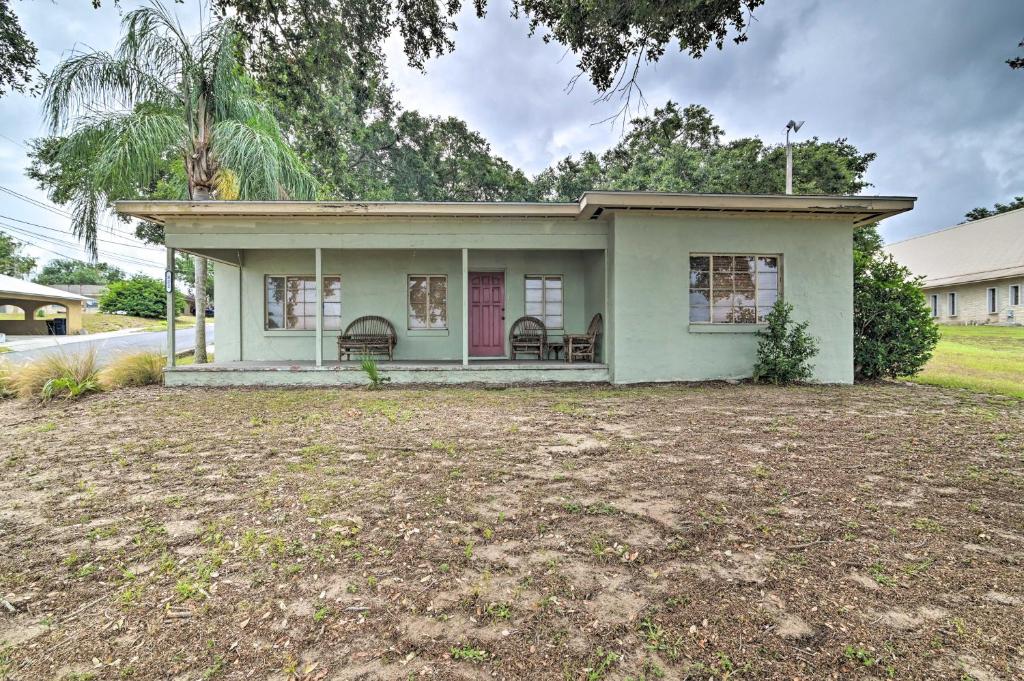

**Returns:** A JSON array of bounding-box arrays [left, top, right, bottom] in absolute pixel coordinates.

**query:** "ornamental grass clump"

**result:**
[[14, 348, 102, 401], [0, 361, 15, 399], [752, 300, 819, 385], [101, 351, 164, 388]]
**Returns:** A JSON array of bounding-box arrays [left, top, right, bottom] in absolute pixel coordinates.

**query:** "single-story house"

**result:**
[[0, 274, 88, 336], [115, 192, 914, 386], [886, 207, 1024, 325], [48, 284, 107, 309]]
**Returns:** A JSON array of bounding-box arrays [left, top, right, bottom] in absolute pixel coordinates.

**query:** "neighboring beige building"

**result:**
[[0, 274, 88, 336], [886, 208, 1024, 325]]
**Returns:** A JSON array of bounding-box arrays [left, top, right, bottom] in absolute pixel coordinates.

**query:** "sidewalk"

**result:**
[[0, 327, 147, 353]]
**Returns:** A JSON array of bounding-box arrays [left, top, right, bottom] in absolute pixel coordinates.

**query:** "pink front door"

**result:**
[[469, 272, 505, 356]]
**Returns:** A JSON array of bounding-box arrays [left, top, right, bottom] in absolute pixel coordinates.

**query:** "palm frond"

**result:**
[[42, 51, 177, 130], [212, 118, 319, 200], [68, 187, 104, 258], [119, 2, 193, 69], [91, 104, 188, 194]]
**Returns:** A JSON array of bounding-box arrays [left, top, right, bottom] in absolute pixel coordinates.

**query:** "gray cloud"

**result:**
[[387, 0, 1024, 241], [0, 0, 1021, 274]]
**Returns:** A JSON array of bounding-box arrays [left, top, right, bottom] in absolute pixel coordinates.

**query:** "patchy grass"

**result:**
[[0, 383, 1021, 679], [908, 324, 1024, 398], [81, 313, 198, 334], [140, 316, 203, 332], [175, 351, 214, 366]]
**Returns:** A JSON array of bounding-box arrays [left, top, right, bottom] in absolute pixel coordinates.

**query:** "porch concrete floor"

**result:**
[[168, 359, 606, 371]]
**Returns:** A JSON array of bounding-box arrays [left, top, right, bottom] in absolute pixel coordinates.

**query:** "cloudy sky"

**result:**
[[1, 0, 1022, 276]]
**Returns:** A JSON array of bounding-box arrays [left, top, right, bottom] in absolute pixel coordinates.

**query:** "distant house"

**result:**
[[116, 192, 914, 386], [0, 274, 88, 336], [47, 284, 108, 307], [886, 208, 1024, 325]]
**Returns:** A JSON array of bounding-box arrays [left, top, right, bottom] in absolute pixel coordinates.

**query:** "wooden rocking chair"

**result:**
[[564, 313, 602, 363]]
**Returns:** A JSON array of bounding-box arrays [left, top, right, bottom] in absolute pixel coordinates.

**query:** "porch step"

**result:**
[[164, 360, 609, 387]]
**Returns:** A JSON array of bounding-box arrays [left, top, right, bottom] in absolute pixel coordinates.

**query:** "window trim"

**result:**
[[264, 274, 342, 332], [1009, 284, 1020, 307], [928, 294, 939, 318], [524, 274, 564, 330], [986, 287, 998, 315], [688, 253, 782, 325], [407, 274, 449, 330], [948, 292, 958, 317]]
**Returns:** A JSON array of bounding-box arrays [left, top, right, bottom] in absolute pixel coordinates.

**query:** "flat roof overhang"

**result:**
[[116, 191, 915, 227]]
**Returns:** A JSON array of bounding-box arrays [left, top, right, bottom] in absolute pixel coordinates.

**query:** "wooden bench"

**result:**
[[509, 316, 546, 360], [337, 315, 397, 360]]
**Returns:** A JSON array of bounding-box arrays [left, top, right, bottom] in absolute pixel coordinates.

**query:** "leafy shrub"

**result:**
[[14, 349, 102, 401], [101, 351, 164, 388], [752, 300, 819, 384], [360, 357, 390, 389], [854, 224, 939, 379], [100, 275, 185, 319]]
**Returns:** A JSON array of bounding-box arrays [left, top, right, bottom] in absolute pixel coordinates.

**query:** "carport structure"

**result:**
[[0, 273, 87, 336]]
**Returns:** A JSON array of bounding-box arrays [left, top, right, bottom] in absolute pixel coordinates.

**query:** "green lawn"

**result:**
[[175, 350, 213, 365], [909, 325, 1024, 398], [82, 313, 199, 334]]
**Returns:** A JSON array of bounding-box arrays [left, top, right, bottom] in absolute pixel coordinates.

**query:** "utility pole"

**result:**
[[785, 120, 804, 195]]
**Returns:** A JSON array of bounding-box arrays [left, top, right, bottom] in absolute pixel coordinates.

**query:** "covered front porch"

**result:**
[[163, 243, 607, 385]]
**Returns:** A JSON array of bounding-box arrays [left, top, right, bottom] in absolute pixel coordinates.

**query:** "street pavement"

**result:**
[[1, 325, 214, 365]]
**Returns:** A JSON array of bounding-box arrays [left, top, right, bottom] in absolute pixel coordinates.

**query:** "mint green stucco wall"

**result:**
[[180, 211, 857, 383], [213, 263, 241, 361], [607, 213, 855, 384], [215, 248, 603, 363]]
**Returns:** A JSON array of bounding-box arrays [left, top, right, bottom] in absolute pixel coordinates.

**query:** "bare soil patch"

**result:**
[[1, 382, 1022, 679]]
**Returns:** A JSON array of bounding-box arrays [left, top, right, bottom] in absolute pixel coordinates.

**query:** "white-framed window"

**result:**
[[948, 292, 958, 317], [265, 275, 341, 330], [689, 254, 781, 324], [524, 275, 563, 329], [929, 294, 939, 318], [1010, 284, 1020, 307], [408, 275, 448, 329], [987, 287, 998, 314]]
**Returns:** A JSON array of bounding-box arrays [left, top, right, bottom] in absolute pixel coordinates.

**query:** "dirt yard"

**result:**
[[1, 383, 1022, 680]]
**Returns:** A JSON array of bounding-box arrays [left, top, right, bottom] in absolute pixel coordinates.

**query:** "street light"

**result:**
[[785, 119, 804, 195]]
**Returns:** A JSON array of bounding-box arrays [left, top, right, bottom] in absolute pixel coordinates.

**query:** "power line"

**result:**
[[0, 221, 163, 270], [0, 133, 27, 150], [0, 213, 164, 252], [0, 182, 165, 243], [0, 230, 163, 274], [0, 185, 75, 219], [0, 228, 161, 270]]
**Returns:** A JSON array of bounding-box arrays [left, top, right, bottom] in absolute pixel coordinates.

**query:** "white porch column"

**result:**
[[461, 248, 469, 366], [165, 247, 176, 367], [315, 247, 323, 366]]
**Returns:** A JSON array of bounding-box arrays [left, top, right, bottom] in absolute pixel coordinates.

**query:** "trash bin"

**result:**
[[46, 318, 68, 335]]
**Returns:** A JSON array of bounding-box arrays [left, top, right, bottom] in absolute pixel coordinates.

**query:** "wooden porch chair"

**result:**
[[337, 315, 397, 360], [508, 316, 546, 360], [564, 313, 602, 363]]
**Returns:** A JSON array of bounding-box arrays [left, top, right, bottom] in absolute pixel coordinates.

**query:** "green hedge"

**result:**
[[99, 276, 185, 319]]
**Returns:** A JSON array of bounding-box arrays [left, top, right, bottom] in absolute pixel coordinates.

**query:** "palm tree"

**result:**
[[41, 1, 318, 363]]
